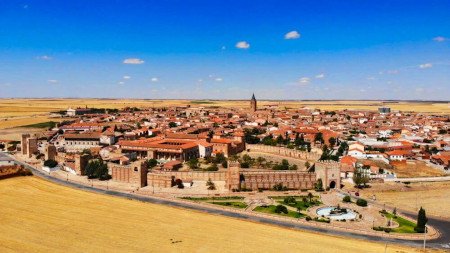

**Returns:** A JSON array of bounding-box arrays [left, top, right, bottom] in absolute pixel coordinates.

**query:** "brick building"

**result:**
[[109, 161, 148, 187]]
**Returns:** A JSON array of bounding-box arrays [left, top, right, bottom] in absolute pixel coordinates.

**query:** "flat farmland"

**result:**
[[0, 99, 449, 117], [0, 176, 433, 253], [0, 99, 448, 130], [360, 181, 450, 219]]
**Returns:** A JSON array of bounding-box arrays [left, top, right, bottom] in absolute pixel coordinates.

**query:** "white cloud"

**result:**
[[215, 77, 223, 82], [433, 36, 446, 42], [123, 75, 131, 79], [315, 73, 325, 79], [284, 30, 300, 40], [48, 79, 58, 84], [118, 81, 125, 85], [367, 76, 376, 80], [419, 63, 432, 69], [235, 41, 250, 49], [298, 77, 310, 85], [151, 77, 159, 82], [37, 55, 52, 60], [123, 58, 144, 64], [387, 70, 399, 74]]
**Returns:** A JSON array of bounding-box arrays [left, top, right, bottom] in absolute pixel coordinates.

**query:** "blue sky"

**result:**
[[0, 0, 449, 100]]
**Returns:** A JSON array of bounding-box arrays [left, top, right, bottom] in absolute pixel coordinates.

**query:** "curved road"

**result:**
[[2, 152, 449, 250]]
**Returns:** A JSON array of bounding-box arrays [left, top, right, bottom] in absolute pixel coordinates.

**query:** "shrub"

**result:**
[[283, 196, 297, 205], [221, 160, 228, 168], [176, 179, 184, 189], [146, 159, 158, 169], [205, 164, 219, 171], [343, 195, 351, 203], [273, 183, 288, 191], [43, 159, 58, 168], [274, 205, 288, 214], [356, 199, 368, 207], [305, 216, 312, 221]]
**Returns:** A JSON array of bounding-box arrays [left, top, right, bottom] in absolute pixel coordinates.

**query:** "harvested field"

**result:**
[[0, 176, 431, 253], [360, 181, 450, 219], [0, 128, 45, 141], [0, 99, 449, 118], [391, 161, 446, 178]]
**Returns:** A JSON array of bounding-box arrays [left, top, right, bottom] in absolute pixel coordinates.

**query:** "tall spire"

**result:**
[[250, 93, 257, 112]]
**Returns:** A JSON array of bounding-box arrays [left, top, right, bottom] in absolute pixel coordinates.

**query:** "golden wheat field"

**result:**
[[0, 176, 434, 253], [0, 99, 448, 129], [360, 181, 450, 219]]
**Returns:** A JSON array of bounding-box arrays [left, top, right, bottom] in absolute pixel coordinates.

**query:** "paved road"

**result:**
[[384, 176, 450, 182], [2, 152, 449, 250]]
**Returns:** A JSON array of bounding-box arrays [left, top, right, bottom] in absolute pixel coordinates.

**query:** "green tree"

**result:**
[[187, 158, 200, 170], [304, 161, 311, 169], [274, 205, 288, 214], [328, 137, 336, 148], [414, 207, 428, 233], [146, 159, 158, 169], [353, 168, 369, 188], [307, 192, 314, 203], [314, 132, 324, 144], [256, 156, 266, 169], [85, 159, 110, 180], [315, 178, 323, 191], [356, 199, 368, 207], [206, 178, 216, 190], [168, 122, 177, 128], [343, 195, 351, 203]]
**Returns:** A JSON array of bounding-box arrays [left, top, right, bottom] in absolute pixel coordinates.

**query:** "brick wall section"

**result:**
[[246, 144, 321, 161]]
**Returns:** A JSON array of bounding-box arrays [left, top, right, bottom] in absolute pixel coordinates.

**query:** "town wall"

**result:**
[[246, 144, 321, 161]]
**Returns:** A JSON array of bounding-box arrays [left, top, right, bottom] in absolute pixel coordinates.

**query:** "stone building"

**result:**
[[109, 161, 148, 187], [21, 134, 30, 155], [314, 161, 341, 189], [21, 134, 38, 158], [45, 144, 57, 161], [26, 137, 38, 158]]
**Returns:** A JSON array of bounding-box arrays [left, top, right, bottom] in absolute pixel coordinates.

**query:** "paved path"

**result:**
[[2, 152, 449, 250]]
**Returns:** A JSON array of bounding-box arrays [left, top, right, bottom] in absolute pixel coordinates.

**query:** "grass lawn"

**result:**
[[383, 212, 417, 233], [278, 200, 322, 211], [253, 205, 305, 218], [210, 201, 248, 209]]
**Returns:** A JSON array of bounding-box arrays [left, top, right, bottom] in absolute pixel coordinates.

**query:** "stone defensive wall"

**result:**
[[150, 170, 227, 182], [240, 170, 316, 190], [246, 144, 321, 161]]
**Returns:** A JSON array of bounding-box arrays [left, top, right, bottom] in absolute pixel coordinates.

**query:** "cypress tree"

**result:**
[[414, 207, 428, 233]]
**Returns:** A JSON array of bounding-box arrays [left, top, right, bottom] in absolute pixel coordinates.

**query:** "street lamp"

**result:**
[[423, 225, 428, 252]]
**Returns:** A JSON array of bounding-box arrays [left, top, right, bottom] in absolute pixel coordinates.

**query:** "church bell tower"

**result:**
[[250, 93, 257, 112]]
